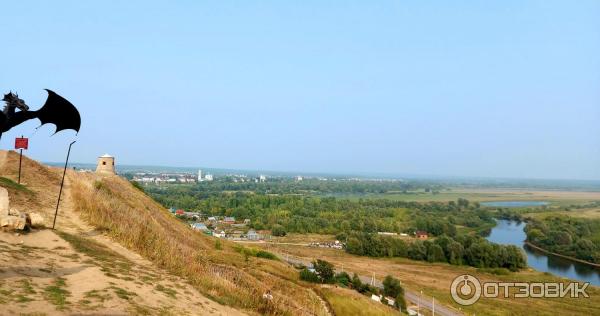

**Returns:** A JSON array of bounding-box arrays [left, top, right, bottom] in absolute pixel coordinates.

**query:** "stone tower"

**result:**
[[96, 154, 116, 175]]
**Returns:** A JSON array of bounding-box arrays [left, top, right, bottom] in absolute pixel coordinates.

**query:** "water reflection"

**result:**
[[487, 219, 600, 286]]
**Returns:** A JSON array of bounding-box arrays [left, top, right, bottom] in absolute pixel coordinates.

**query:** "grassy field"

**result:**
[[524, 208, 600, 219], [319, 286, 399, 316], [258, 243, 600, 316], [337, 188, 600, 206]]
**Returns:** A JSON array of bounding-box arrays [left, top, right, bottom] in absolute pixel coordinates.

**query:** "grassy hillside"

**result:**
[[70, 173, 328, 315], [320, 287, 399, 316]]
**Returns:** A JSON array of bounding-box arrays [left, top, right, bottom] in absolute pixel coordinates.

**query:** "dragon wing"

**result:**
[[37, 89, 81, 134]]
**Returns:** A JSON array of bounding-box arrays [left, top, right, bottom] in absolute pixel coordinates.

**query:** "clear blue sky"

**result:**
[[1, 1, 599, 180]]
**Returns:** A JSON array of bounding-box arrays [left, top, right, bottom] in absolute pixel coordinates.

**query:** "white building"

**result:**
[[205, 174, 214, 181], [259, 175, 266, 182], [198, 170, 202, 181]]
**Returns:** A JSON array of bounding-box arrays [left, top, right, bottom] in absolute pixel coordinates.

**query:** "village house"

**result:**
[[247, 229, 261, 241], [415, 231, 428, 240], [309, 240, 344, 249], [223, 216, 236, 224], [191, 223, 208, 231], [183, 212, 200, 220]]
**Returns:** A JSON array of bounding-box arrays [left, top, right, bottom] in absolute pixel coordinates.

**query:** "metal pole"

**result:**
[[52, 140, 76, 229], [418, 290, 421, 316], [17, 148, 23, 184]]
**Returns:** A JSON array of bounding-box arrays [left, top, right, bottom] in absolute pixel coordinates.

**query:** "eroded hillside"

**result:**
[[0, 151, 329, 315]]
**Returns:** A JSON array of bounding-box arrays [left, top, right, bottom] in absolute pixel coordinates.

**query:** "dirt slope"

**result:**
[[0, 150, 245, 315]]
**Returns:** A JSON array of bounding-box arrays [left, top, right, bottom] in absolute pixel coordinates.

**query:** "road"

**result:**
[[279, 254, 462, 316]]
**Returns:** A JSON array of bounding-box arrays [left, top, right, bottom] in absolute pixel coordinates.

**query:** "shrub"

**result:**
[[255, 250, 278, 260], [334, 272, 351, 287], [299, 268, 320, 283], [271, 225, 287, 237]]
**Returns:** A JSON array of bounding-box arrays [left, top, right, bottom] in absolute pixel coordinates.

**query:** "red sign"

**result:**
[[15, 137, 28, 150]]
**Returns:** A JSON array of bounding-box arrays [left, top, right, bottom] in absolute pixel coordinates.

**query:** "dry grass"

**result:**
[[320, 287, 398, 316], [70, 174, 328, 316], [0, 150, 63, 211]]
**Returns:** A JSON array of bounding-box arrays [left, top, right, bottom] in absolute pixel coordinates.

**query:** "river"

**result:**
[[486, 219, 600, 286]]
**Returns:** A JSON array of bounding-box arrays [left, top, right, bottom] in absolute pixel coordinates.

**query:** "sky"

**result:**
[[1, 1, 599, 180]]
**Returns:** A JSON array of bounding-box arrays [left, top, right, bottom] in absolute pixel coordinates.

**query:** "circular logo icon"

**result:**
[[451, 274, 482, 306]]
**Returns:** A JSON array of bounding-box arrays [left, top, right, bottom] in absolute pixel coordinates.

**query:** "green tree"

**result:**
[[408, 241, 427, 261], [382, 275, 402, 298], [395, 291, 407, 312], [427, 244, 446, 262], [271, 224, 287, 237], [446, 241, 464, 265], [351, 273, 362, 290], [313, 259, 335, 283]]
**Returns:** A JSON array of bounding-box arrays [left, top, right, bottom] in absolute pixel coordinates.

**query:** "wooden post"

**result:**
[[17, 148, 23, 184]]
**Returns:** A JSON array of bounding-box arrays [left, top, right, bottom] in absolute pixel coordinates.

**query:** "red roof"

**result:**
[[175, 209, 184, 215]]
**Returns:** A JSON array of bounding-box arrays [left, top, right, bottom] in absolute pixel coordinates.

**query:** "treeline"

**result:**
[[526, 216, 600, 264], [139, 178, 444, 197], [342, 233, 527, 271], [147, 186, 495, 236]]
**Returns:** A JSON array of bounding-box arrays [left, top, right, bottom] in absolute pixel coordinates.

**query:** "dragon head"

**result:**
[[2, 91, 29, 111]]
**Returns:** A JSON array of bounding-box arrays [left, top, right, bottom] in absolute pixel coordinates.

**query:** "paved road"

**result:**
[[280, 254, 461, 316]]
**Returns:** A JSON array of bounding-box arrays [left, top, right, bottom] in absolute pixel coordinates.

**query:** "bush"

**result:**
[[334, 272, 351, 287], [299, 268, 320, 283], [272, 225, 287, 237], [255, 250, 278, 260]]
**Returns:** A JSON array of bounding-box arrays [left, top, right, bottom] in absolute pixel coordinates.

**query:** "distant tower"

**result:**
[[96, 154, 116, 175], [198, 169, 203, 181]]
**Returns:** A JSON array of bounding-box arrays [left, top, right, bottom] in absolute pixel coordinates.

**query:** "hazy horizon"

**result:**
[[45, 159, 600, 185], [2, 1, 599, 181]]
